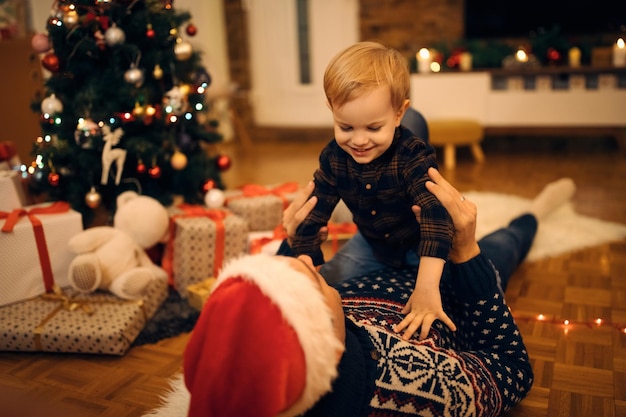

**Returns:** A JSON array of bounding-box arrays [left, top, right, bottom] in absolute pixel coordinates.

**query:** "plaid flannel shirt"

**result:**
[[291, 126, 453, 267]]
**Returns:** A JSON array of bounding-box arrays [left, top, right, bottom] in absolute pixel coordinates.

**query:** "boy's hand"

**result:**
[[394, 282, 457, 340]]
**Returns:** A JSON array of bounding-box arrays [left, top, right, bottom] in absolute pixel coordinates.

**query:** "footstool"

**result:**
[[428, 119, 485, 170]]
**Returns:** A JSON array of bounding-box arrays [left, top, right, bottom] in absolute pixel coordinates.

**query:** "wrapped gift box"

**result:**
[[0, 202, 83, 307], [225, 182, 299, 231], [163, 205, 248, 298], [0, 275, 168, 355], [187, 277, 217, 311], [0, 170, 26, 211]]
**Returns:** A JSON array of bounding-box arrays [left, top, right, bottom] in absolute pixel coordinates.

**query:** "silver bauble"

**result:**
[[124, 66, 145, 87], [41, 94, 63, 114], [105, 25, 126, 46], [174, 40, 193, 61]]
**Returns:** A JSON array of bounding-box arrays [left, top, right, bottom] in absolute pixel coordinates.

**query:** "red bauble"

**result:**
[[42, 52, 60, 72], [186, 23, 197, 36], [148, 165, 161, 178], [48, 172, 60, 186], [136, 162, 146, 174], [216, 154, 232, 171], [202, 178, 216, 192], [146, 23, 156, 39]]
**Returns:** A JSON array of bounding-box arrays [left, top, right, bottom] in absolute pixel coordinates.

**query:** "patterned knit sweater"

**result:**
[[301, 255, 533, 417]]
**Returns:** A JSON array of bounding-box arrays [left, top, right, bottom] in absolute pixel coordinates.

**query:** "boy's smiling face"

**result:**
[[331, 86, 408, 164]]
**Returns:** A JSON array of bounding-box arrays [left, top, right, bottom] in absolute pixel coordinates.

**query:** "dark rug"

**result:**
[[133, 288, 200, 347]]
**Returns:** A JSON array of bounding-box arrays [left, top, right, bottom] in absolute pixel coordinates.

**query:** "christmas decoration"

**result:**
[[41, 94, 63, 115], [170, 150, 188, 170], [28, 0, 225, 225], [31, 33, 51, 53], [216, 154, 232, 171], [204, 188, 225, 208], [85, 186, 102, 208], [41, 52, 60, 72]]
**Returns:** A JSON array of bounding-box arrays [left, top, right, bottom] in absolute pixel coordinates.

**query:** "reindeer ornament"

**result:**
[[100, 125, 127, 185]]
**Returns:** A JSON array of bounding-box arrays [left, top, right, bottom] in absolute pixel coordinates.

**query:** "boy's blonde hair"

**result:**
[[323, 41, 410, 111]]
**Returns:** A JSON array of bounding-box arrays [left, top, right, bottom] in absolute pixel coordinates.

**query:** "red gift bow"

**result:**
[[162, 204, 230, 285], [1, 202, 71, 293], [0, 141, 17, 162], [227, 182, 299, 209], [249, 224, 287, 254]]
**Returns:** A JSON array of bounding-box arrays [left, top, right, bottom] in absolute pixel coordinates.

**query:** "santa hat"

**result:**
[[183, 254, 344, 417]]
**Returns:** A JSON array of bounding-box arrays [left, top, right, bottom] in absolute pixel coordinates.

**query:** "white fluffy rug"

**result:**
[[465, 191, 626, 262], [142, 192, 626, 417]]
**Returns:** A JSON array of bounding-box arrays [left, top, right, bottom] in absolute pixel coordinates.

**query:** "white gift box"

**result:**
[[0, 202, 83, 306], [0, 170, 27, 211]]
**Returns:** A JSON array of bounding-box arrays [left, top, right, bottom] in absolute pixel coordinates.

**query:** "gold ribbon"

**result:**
[[33, 286, 147, 351]]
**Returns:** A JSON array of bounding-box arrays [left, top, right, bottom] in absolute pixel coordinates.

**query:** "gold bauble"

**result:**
[[85, 187, 102, 209], [171, 150, 188, 170], [153, 64, 163, 80]]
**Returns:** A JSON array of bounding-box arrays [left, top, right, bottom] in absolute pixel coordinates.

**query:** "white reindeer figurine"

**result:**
[[100, 125, 127, 185]]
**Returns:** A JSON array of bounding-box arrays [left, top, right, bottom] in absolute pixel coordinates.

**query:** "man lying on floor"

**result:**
[[183, 168, 575, 417]]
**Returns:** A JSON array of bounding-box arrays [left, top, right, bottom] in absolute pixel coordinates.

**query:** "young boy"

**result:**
[[289, 41, 456, 340]]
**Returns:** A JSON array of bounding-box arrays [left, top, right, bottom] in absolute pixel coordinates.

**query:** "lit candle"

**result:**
[[459, 52, 473, 71], [515, 48, 529, 63], [417, 48, 432, 73], [613, 38, 625, 67], [568, 47, 581, 67]]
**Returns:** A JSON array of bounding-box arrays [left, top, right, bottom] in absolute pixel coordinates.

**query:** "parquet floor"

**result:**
[[1, 130, 625, 417]]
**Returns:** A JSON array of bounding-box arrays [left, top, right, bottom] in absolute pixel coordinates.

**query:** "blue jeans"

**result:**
[[320, 214, 537, 292]]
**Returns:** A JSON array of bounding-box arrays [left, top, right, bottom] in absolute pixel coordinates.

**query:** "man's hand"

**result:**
[[282, 181, 328, 245], [413, 167, 480, 264]]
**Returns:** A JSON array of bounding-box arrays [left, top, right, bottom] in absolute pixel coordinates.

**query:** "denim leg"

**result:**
[[477, 214, 538, 292], [320, 231, 388, 285]]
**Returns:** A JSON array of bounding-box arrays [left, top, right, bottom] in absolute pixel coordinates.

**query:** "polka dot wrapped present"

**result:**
[[224, 182, 299, 231], [162, 204, 248, 298], [0, 275, 168, 355]]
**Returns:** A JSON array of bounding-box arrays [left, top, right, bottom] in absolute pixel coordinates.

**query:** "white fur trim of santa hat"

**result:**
[[214, 253, 345, 417]]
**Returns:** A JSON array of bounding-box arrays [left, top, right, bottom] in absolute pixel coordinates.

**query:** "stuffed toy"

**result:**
[[67, 191, 170, 299]]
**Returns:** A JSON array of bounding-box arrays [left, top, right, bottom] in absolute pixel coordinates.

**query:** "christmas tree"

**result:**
[[28, 0, 229, 226]]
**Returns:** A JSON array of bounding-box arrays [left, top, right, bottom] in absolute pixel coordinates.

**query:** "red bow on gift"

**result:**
[[229, 182, 300, 209], [1, 202, 71, 293], [0, 141, 17, 162]]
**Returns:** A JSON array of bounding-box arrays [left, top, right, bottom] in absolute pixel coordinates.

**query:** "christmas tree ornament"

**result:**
[[202, 178, 216, 192], [174, 38, 193, 61], [124, 65, 145, 87], [204, 188, 225, 208], [132, 102, 145, 116], [216, 154, 232, 171], [170, 150, 188, 170], [31, 33, 50, 53], [85, 187, 102, 209], [74, 118, 100, 148], [148, 165, 161, 178], [186, 23, 197, 37], [41, 94, 63, 115], [153, 64, 163, 79], [63, 9, 79, 28], [163, 86, 186, 114], [48, 172, 60, 186], [41, 52, 60, 72], [100, 125, 127, 185], [136, 160, 147, 174], [105, 24, 126, 47], [146, 23, 156, 39], [164, 0, 174, 10]]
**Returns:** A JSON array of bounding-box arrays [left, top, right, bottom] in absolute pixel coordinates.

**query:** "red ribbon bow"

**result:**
[[0, 141, 17, 162], [228, 182, 299, 209], [1, 202, 71, 293]]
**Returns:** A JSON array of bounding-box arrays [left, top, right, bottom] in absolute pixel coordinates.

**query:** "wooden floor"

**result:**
[[1, 130, 625, 417]]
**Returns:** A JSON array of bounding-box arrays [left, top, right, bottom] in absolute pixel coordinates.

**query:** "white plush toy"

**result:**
[[67, 191, 170, 299]]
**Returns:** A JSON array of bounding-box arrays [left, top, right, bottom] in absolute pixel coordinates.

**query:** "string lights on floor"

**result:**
[[511, 312, 626, 334]]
